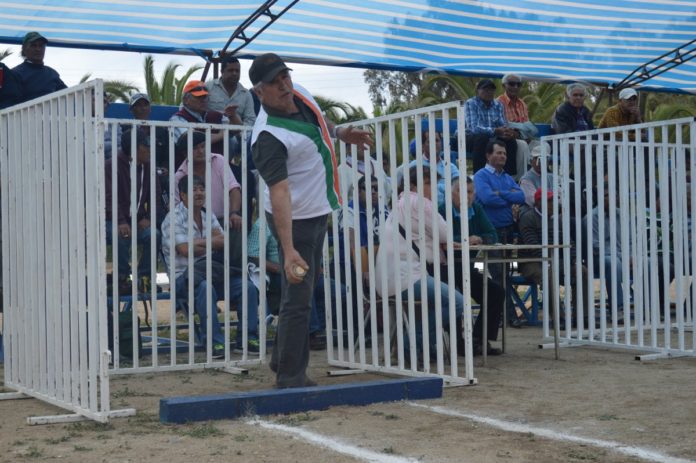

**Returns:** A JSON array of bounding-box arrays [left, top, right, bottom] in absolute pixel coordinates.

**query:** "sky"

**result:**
[[2, 45, 375, 116]]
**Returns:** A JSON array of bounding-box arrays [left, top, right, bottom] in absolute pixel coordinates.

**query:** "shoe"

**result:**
[[276, 376, 317, 389], [473, 341, 503, 356], [508, 317, 524, 328], [234, 338, 260, 353], [212, 343, 225, 359], [309, 333, 327, 351]]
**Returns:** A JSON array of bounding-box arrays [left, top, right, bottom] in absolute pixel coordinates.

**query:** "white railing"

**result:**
[[103, 118, 264, 375], [328, 102, 476, 385], [0, 81, 133, 423], [541, 118, 696, 359]]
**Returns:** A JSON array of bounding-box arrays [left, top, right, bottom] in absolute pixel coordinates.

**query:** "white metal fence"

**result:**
[[541, 117, 696, 359], [326, 102, 476, 385], [0, 81, 133, 423]]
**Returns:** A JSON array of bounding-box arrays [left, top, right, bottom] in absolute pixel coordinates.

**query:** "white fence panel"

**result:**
[[0, 81, 130, 423], [541, 118, 695, 359], [325, 102, 476, 385]]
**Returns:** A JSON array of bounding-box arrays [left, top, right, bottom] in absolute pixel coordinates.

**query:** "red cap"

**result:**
[[183, 80, 208, 97], [534, 187, 553, 202]]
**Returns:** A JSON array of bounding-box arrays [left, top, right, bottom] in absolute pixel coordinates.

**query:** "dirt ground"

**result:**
[[1, 326, 695, 463]]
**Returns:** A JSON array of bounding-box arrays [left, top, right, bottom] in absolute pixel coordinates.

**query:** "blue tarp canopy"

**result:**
[[1, 0, 695, 92]]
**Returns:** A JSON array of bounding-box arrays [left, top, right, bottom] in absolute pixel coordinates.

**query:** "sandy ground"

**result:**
[[1, 326, 696, 463]]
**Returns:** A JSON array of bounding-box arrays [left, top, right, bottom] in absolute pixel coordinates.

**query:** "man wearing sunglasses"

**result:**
[[497, 74, 535, 180]]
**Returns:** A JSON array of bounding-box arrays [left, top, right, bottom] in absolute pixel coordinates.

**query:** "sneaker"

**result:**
[[212, 343, 225, 359], [235, 338, 260, 353]]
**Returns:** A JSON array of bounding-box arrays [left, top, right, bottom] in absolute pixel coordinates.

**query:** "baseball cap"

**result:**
[[530, 142, 551, 159], [476, 79, 496, 90], [182, 80, 208, 97], [129, 93, 150, 107], [249, 53, 292, 85], [618, 88, 638, 100], [534, 187, 553, 202], [23, 31, 47, 46]]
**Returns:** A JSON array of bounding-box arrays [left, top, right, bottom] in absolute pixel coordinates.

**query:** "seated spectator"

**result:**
[[0, 62, 23, 109], [248, 217, 282, 316], [129, 92, 152, 120], [473, 138, 526, 326], [519, 188, 588, 322], [473, 139, 526, 244], [173, 131, 244, 268], [409, 131, 459, 208], [519, 142, 554, 209], [375, 166, 464, 357], [497, 73, 535, 179], [161, 175, 260, 355], [465, 79, 518, 176], [206, 56, 256, 127], [105, 128, 161, 293], [13, 32, 66, 103], [597, 88, 644, 141], [338, 144, 392, 205], [102, 93, 121, 158], [440, 176, 503, 355], [551, 83, 595, 134], [170, 80, 238, 157]]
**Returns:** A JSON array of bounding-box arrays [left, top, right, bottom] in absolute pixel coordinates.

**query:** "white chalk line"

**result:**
[[408, 402, 694, 463], [247, 418, 419, 463]]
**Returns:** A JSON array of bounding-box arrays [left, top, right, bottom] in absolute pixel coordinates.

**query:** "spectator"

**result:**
[[440, 176, 503, 355], [597, 88, 643, 141], [170, 80, 237, 156], [129, 93, 151, 120], [473, 139, 526, 242], [408, 131, 459, 208], [375, 166, 464, 357], [102, 93, 121, 158], [174, 131, 244, 269], [464, 79, 518, 176], [105, 128, 161, 293], [206, 56, 256, 127], [248, 217, 282, 316], [519, 142, 554, 209], [474, 138, 526, 326], [0, 62, 23, 109], [161, 175, 260, 356], [497, 73, 535, 178], [551, 83, 595, 134], [13, 32, 66, 103], [519, 188, 588, 322]]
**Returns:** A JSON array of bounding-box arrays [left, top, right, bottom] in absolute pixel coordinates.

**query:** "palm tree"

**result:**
[[0, 48, 11, 61], [315, 96, 368, 124], [79, 73, 139, 103], [143, 55, 202, 105]]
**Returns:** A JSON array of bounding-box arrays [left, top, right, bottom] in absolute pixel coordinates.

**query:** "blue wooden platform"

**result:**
[[160, 377, 443, 423]]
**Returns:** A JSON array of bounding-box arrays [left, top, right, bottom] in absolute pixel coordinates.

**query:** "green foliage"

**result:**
[[0, 48, 11, 61], [315, 95, 368, 124], [79, 73, 139, 103], [144, 55, 203, 105]]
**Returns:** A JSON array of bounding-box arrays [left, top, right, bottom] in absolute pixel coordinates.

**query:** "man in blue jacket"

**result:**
[[13, 32, 66, 103]]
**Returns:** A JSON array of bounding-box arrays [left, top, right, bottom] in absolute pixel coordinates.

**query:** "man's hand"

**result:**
[[137, 218, 150, 231], [229, 212, 242, 231], [224, 104, 242, 125], [284, 248, 309, 285], [119, 223, 131, 238], [469, 235, 483, 245], [336, 126, 373, 149]]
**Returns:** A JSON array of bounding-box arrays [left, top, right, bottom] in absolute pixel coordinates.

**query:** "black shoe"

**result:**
[[508, 317, 524, 328], [309, 333, 327, 351], [473, 341, 502, 356]]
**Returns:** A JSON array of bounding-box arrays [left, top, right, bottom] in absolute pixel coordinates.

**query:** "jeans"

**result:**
[[402, 275, 464, 351], [175, 272, 259, 346], [106, 221, 159, 280]]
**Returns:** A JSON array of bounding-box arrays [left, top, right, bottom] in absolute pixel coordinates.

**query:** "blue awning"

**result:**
[[1, 0, 695, 92]]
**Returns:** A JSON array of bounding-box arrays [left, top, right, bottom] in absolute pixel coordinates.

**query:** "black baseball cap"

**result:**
[[23, 31, 47, 46], [249, 53, 292, 85], [476, 79, 496, 90]]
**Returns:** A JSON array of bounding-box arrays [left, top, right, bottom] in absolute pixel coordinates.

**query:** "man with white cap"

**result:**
[[598, 88, 643, 140], [129, 93, 152, 120], [519, 142, 554, 209]]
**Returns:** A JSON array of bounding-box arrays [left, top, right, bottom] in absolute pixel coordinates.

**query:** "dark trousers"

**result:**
[[268, 213, 328, 388], [446, 258, 502, 343], [467, 133, 518, 175]]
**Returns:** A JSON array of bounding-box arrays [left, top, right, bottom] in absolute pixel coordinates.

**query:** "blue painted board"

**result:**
[[160, 377, 442, 423]]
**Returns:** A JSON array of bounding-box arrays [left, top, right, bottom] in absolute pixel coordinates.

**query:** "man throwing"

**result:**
[[250, 53, 371, 388]]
